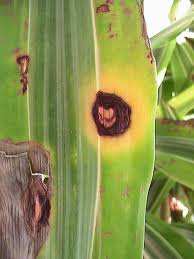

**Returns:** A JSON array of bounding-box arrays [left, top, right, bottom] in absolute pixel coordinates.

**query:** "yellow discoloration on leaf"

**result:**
[[83, 68, 154, 155]]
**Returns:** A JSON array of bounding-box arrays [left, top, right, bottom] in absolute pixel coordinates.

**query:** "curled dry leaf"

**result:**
[[0, 140, 52, 259]]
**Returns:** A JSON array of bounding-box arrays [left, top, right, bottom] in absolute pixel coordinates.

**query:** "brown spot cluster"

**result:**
[[92, 91, 131, 136], [120, 0, 132, 16], [96, 0, 113, 14], [123, 7, 131, 16], [103, 231, 113, 239], [137, 2, 155, 64], [106, 0, 113, 4], [107, 23, 117, 39], [16, 55, 30, 95], [147, 52, 154, 64], [96, 4, 110, 13]]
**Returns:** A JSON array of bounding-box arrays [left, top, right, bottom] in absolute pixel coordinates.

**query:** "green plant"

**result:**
[[0, 0, 194, 258], [145, 2, 194, 258]]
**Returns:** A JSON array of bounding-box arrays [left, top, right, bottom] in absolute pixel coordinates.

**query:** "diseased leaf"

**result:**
[[0, 0, 29, 140], [156, 119, 194, 139], [28, 1, 98, 258]]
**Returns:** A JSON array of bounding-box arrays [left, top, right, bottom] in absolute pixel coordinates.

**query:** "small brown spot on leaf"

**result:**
[[109, 33, 117, 39], [120, 0, 125, 6], [12, 47, 20, 55], [108, 23, 112, 33], [106, 0, 113, 4], [100, 185, 105, 195], [147, 52, 154, 64], [96, 4, 110, 13], [123, 7, 131, 16], [103, 231, 112, 239], [170, 158, 176, 164], [111, 12, 117, 16], [24, 19, 29, 30]]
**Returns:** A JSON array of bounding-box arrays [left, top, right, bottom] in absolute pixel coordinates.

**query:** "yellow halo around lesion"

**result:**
[[82, 68, 153, 155]]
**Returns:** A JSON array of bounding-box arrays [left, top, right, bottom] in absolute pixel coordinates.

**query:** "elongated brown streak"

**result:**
[[16, 55, 30, 95], [92, 91, 131, 136]]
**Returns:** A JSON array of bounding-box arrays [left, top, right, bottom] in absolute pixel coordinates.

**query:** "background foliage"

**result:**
[[145, 1, 194, 258]]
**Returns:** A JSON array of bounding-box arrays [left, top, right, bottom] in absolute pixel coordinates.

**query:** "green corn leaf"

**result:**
[[156, 119, 194, 139], [155, 130, 194, 189], [27, 0, 157, 258], [145, 214, 194, 259], [155, 150, 194, 190], [169, 0, 181, 21], [151, 7, 194, 49], [177, 42, 194, 73], [160, 77, 174, 101], [155, 120, 194, 190], [171, 223, 194, 245], [152, 91, 194, 214], [92, 0, 157, 258], [155, 41, 176, 86], [28, 1, 98, 258], [157, 84, 194, 119], [145, 223, 181, 259], [160, 100, 179, 119], [171, 46, 188, 94], [2, 0, 157, 258], [168, 84, 194, 117], [156, 136, 194, 161], [148, 176, 174, 214], [0, 0, 29, 140], [154, 0, 180, 87], [170, 41, 194, 95]]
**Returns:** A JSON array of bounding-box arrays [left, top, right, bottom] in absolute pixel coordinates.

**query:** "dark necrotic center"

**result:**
[[92, 91, 131, 136]]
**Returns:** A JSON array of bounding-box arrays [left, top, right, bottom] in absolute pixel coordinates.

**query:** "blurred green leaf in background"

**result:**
[[145, 0, 194, 258]]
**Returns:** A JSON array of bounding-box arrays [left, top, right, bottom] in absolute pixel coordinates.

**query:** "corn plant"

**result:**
[[0, 0, 194, 258]]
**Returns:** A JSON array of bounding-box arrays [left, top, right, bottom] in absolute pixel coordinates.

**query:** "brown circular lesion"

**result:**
[[92, 91, 131, 136]]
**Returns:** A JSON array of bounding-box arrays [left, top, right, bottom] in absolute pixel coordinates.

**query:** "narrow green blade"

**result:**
[[157, 119, 194, 139], [92, 1, 157, 258], [145, 214, 194, 259], [28, 1, 99, 258], [155, 41, 176, 86], [157, 84, 194, 119], [151, 7, 194, 49]]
